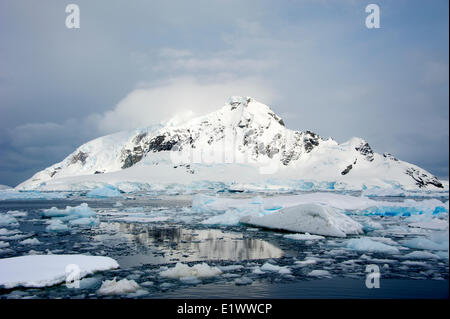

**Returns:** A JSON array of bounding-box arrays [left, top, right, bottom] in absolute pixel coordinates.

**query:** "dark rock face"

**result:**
[[121, 148, 144, 169], [405, 168, 443, 188], [383, 152, 398, 161], [70, 151, 88, 165], [341, 164, 353, 175], [355, 142, 374, 161], [267, 111, 285, 127], [303, 131, 320, 153]]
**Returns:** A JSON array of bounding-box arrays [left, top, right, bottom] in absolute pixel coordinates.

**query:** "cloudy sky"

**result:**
[[0, 0, 448, 186]]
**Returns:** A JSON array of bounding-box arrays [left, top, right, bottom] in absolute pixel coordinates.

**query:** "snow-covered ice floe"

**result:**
[[0, 255, 119, 289], [42, 203, 99, 231], [97, 278, 142, 296], [159, 262, 222, 280], [240, 204, 363, 237]]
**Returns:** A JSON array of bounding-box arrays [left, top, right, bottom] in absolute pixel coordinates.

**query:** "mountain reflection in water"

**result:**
[[93, 222, 284, 267]]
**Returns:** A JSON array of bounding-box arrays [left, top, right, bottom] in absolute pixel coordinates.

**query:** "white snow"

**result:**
[[240, 204, 363, 237], [346, 237, 400, 254], [0, 254, 119, 289], [159, 262, 222, 280], [97, 278, 141, 295]]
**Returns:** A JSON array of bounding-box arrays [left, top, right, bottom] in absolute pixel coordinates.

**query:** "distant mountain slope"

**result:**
[[17, 97, 444, 192]]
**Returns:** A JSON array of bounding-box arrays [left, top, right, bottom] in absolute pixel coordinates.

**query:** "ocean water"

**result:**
[[0, 194, 448, 299]]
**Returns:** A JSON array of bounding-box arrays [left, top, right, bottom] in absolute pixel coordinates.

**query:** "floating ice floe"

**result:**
[[0, 241, 10, 248], [283, 233, 325, 240], [86, 185, 122, 198], [159, 262, 222, 280], [19, 238, 41, 245], [42, 203, 99, 231], [346, 237, 400, 254], [0, 254, 119, 289], [408, 219, 448, 231], [260, 262, 291, 274], [45, 219, 70, 232], [401, 233, 449, 251], [401, 251, 440, 260], [240, 204, 363, 237], [0, 214, 18, 227], [307, 270, 332, 278], [97, 278, 141, 295]]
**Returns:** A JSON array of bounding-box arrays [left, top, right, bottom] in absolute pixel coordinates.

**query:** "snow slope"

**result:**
[[17, 97, 446, 192]]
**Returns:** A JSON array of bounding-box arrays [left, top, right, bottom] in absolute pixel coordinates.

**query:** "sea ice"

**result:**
[[402, 251, 440, 260], [0, 254, 119, 289], [0, 215, 18, 227], [159, 262, 222, 279], [19, 238, 41, 245], [240, 204, 363, 237], [307, 270, 332, 278], [97, 278, 140, 295], [283, 233, 325, 240], [346, 237, 400, 254]]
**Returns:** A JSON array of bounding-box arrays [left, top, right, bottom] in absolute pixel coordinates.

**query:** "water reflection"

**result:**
[[93, 222, 284, 267]]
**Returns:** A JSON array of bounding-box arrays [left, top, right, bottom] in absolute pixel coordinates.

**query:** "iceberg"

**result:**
[[0, 254, 119, 289], [86, 185, 122, 198], [240, 204, 363, 237]]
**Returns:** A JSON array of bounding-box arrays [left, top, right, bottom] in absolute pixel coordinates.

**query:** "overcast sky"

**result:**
[[0, 0, 448, 186]]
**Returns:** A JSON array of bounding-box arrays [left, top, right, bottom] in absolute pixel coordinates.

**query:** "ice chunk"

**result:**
[[346, 237, 400, 254], [159, 262, 222, 279], [408, 219, 448, 231], [97, 278, 140, 295], [0, 241, 10, 248], [308, 270, 332, 278], [6, 210, 27, 217], [42, 203, 95, 219], [46, 219, 69, 232], [402, 251, 440, 260], [283, 233, 325, 240], [0, 228, 20, 236], [19, 238, 41, 245], [240, 204, 363, 237], [234, 277, 253, 285], [0, 215, 18, 227], [260, 262, 291, 274], [86, 186, 122, 198], [402, 236, 449, 251], [0, 254, 119, 289]]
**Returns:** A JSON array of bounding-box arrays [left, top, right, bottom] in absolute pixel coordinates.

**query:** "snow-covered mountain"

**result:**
[[17, 96, 445, 192]]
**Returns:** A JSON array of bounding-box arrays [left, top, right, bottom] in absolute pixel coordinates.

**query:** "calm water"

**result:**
[[0, 196, 448, 299]]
